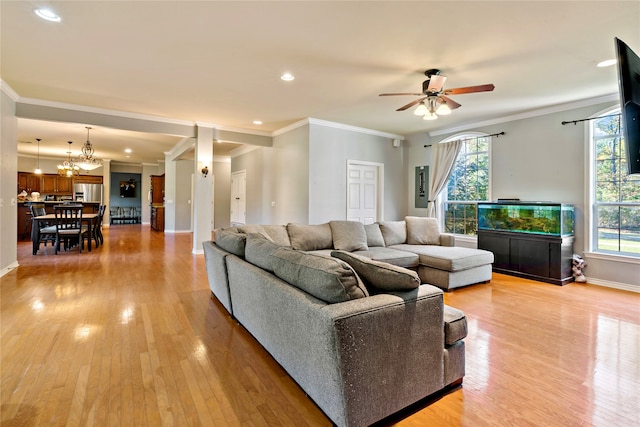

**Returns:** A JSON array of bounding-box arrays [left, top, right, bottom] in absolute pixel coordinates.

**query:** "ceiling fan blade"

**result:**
[[427, 75, 447, 93], [396, 97, 427, 111], [444, 84, 495, 95], [379, 92, 423, 97], [440, 96, 462, 110]]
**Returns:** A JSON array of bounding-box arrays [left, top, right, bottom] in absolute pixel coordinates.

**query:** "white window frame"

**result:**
[[585, 106, 640, 260], [438, 132, 492, 242]]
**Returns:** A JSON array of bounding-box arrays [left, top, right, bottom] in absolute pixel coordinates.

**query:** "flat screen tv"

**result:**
[[615, 37, 640, 175]]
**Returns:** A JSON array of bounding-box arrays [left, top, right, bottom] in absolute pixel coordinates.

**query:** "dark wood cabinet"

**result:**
[[40, 174, 72, 194], [478, 230, 575, 285], [17, 172, 41, 194], [150, 206, 165, 232], [74, 175, 103, 184], [150, 174, 165, 205]]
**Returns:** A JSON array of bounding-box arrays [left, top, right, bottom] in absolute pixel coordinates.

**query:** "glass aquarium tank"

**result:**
[[478, 201, 574, 236]]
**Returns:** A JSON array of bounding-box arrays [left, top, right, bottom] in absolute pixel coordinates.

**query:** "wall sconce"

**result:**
[[201, 165, 209, 178]]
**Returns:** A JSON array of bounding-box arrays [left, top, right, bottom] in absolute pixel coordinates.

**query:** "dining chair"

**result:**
[[92, 205, 106, 247], [53, 205, 89, 254], [30, 203, 56, 252]]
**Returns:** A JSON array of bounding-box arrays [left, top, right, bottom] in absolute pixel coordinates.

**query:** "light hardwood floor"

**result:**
[[2, 225, 639, 426]]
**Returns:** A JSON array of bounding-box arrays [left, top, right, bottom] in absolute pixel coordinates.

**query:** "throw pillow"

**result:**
[[272, 247, 368, 303], [364, 223, 386, 247], [378, 221, 407, 246], [405, 216, 441, 245], [244, 233, 281, 273], [331, 250, 420, 292], [214, 229, 246, 257], [329, 220, 368, 252], [286, 223, 333, 251]]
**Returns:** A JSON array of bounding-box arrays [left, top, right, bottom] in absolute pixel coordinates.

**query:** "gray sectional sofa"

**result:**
[[203, 218, 492, 427]]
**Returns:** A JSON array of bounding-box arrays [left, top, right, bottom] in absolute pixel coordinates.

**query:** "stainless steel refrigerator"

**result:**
[[73, 183, 104, 203]]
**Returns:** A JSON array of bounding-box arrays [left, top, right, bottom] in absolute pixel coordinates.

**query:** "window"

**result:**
[[443, 135, 491, 235], [591, 111, 640, 256]]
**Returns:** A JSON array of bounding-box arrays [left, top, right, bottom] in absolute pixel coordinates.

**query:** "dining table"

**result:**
[[31, 213, 99, 255]]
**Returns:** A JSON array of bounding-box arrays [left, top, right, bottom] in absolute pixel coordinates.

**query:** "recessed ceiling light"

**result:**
[[597, 59, 617, 68], [253, 120, 263, 125], [280, 73, 295, 81], [124, 148, 132, 153], [34, 8, 61, 22]]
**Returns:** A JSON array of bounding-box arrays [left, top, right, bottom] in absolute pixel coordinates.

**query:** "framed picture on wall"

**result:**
[[120, 180, 136, 198]]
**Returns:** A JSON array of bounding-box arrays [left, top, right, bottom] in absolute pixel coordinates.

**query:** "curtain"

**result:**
[[427, 139, 463, 217]]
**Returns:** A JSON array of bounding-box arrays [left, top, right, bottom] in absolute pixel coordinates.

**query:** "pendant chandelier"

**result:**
[[57, 141, 80, 177], [34, 138, 43, 175], [75, 126, 103, 171]]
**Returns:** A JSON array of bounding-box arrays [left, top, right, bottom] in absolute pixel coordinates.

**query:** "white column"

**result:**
[[192, 124, 214, 254], [102, 159, 111, 225]]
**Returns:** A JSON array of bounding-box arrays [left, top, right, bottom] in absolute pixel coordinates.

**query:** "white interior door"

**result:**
[[230, 170, 246, 225], [347, 163, 379, 224]]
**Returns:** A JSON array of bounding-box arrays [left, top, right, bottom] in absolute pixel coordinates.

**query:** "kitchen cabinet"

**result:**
[[41, 174, 73, 194], [74, 175, 103, 184], [150, 174, 165, 205], [151, 206, 165, 232], [17, 172, 41, 194]]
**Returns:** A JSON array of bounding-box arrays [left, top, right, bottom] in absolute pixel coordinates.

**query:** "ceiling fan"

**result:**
[[379, 69, 495, 120]]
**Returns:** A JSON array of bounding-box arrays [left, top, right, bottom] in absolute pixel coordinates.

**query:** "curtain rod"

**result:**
[[561, 113, 621, 126], [424, 131, 505, 148]]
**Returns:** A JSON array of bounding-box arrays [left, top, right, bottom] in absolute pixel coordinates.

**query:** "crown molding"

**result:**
[[0, 80, 19, 101], [215, 124, 272, 137], [272, 117, 405, 140], [229, 143, 261, 158], [17, 96, 196, 127], [430, 94, 620, 137]]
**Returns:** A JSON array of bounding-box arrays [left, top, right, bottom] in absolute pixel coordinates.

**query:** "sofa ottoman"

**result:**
[[392, 244, 493, 290]]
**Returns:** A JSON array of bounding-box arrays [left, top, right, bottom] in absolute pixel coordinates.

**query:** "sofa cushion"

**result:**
[[378, 221, 407, 246], [353, 247, 419, 268], [331, 250, 420, 292], [444, 305, 468, 346], [329, 220, 368, 252], [245, 233, 281, 273], [214, 229, 246, 257], [391, 244, 494, 272], [287, 223, 333, 251], [272, 247, 368, 303], [405, 216, 440, 245], [239, 224, 291, 246], [364, 223, 385, 247]]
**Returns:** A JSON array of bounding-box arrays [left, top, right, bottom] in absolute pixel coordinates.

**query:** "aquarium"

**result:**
[[478, 202, 574, 237]]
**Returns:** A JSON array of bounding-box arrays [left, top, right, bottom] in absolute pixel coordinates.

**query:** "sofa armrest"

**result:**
[[440, 233, 455, 246]]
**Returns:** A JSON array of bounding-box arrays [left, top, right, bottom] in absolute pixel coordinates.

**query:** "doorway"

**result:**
[[230, 170, 246, 226], [346, 161, 383, 224]]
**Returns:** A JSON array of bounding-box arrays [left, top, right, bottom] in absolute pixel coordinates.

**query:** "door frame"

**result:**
[[230, 169, 247, 226], [346, 160, 384, 223]]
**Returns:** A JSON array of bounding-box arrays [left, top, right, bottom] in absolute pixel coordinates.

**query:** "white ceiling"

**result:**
[[2, 1, 638, 164]]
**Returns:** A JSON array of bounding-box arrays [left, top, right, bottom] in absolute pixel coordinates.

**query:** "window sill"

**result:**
[[583, 251, 640, 265]]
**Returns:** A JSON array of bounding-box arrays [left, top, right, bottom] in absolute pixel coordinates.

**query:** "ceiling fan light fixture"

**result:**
[[414, 102, 428, 116], [436, 102, 451, 115], [423, 112, 438, 121]]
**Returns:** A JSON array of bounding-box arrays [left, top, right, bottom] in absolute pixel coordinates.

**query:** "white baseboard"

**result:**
[[0, 261, 19, 278], [586, 277, 640, 293]]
